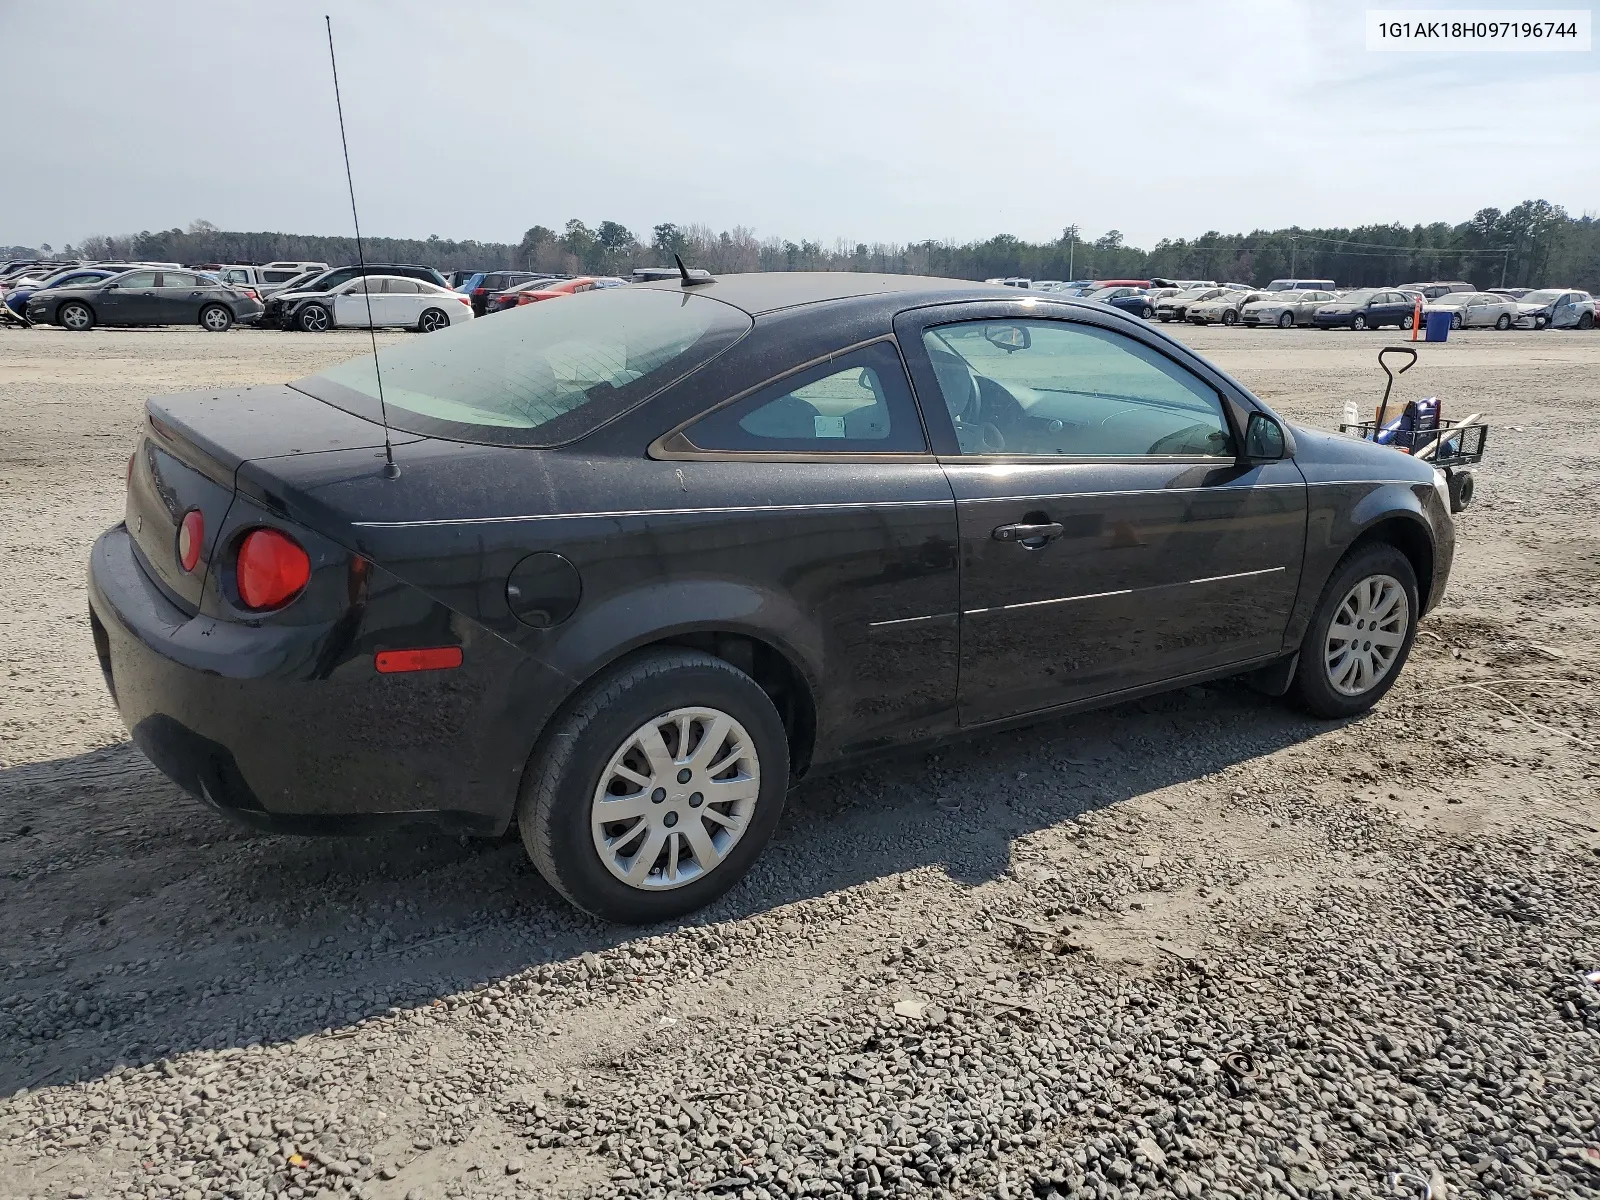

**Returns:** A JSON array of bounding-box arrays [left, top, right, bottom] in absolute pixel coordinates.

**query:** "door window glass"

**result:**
[[922, 320, 1234, 458], [114, 271, 158, 289], [685, 341, 925, 453], [157, 272, 199, 288], [383, 278, 420, 293], [343, 279, 372, 294]]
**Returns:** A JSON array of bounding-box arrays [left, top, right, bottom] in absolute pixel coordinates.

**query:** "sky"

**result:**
[[4, 0, 1596, 251]]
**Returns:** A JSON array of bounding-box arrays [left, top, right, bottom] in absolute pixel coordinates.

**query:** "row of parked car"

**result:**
[[0, 258, 643, 333], [984, 275, 1598, 332], [5, 256, 1596, 335]]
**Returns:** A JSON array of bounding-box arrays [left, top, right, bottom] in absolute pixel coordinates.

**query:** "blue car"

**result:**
[[1082, 286, 1153, 319], [4, 266, 124, 321], [1310, 289, 1420, 331]]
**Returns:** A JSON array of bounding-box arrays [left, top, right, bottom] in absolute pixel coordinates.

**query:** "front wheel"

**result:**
[[296, 303, 331, 332], [417, 307, 450, 332], [1288, 544, 1418, 719], [1496, 314, 1512, 330], [199, 304, 233, 332], [518, 649, 790, 923], [1351, 314, 1368, 331], [1277, 311, 1294, 328], [59, 301, 95, 331]]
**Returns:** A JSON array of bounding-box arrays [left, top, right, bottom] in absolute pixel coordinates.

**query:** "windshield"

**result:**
[[1521, 290, 1562, 304], [295, 286, 753, 447]]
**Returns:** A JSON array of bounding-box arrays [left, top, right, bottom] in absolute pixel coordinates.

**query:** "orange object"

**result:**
[[1411, 297, 1422, 341], [517, 277, 599, 305]]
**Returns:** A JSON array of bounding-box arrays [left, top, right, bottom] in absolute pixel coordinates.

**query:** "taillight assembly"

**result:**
[[236, 528, 311, 610], [177, 509, 204, 573]]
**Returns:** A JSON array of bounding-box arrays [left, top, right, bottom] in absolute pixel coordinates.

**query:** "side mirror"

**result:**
[[1244, 412, 1286, 460], [984, 324, 1031, 353]]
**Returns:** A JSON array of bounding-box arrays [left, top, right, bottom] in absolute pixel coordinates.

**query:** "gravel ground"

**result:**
[[1, 323, 1597, 1200]]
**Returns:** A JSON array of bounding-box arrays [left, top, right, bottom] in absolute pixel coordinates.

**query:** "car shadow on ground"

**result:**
[[0, 679, 1331, 1094]]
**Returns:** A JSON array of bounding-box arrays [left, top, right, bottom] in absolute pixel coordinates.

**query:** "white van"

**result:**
[[212, 264, 328, 297], [1266, 278, 1337, 292]]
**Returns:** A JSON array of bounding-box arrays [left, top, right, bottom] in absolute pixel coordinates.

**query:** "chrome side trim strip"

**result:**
[[965, 588, 1132, 616], [1189, 566, 1287, 585], [867, 613, 956, 629], [352, 498, 953, 529]]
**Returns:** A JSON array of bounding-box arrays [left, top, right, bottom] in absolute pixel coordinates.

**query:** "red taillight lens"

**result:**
[[177, 509, 204, 573], [472, 287, 487, 295], [236, 528, 311, 610]]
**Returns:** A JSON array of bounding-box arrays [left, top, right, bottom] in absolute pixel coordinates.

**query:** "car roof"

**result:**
[[633, 271, 1000, 316]]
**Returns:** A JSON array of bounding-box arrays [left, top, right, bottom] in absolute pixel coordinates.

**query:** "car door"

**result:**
[[896, 301, 1306, 726], [332, 279, 373, 327], [665, 339, 961, 754], [152, 270, 207, 325], [378, 277, 424, 326], [1550, 293, 1577, 328], [98, 270, 159, 324]]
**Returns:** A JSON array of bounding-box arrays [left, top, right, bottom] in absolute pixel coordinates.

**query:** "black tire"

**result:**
[[1495, 314, 1511, 330], [1222, 309, 1238, 326], [1351, 314, 1368, 331], [1449, 313, 1462, 330], [518, 648, 790, 923], [417, 307, 450, 333], [1140, 305, 1153, 319], [1157, 314, 1171, 323], [59, 301, 95, 332], [1534, 315, 1548, 330], [1277, 311, 1294, 328], [199, 304, 232, 332], [296, 303, 331, 333], [1287, 543, 1419, 720], [1401, 314, 1414, 330], [1579, 312, 1594, 330]]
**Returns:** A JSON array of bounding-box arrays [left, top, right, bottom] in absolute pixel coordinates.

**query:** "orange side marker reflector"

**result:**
[[375, 647, 463, 674]]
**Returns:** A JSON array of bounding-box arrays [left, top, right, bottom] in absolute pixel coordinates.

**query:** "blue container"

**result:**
[[1424, 309, 1451, 342]]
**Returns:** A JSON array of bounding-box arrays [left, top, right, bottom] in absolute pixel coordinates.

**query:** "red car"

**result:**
[[516, 276, 601, 305]]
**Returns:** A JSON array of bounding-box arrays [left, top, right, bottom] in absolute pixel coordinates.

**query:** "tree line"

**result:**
[[16, 199, 1596, 291]]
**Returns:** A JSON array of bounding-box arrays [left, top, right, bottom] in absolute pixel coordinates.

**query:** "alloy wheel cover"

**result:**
[[1325, 574, 1408, 696], [590, 707, 760, 891]]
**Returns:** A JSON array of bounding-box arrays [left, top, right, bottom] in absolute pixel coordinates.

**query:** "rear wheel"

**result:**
[[1449, 313, 1462, 330], [296, 303, 331, 332], [1579, 312, 1595, 330], [1157, 314, 1171, 323], [1495, 314, 1512, 330], [1288, 543, 1418, 719], [1401, 314, 1414, 330], [59, 301, 94, 331], [199, 304, 232, 332], [1352, 314, 1368, 331], [518, 648, 790, 923], [417, 307, 450, 333], [1140, 305, 1153, 319], [1277, 311, 1294, 328], [1222, 309, 1238, 326]]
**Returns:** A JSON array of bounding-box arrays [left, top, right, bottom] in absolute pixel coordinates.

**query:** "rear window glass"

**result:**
[[294, 287, 753, 447]]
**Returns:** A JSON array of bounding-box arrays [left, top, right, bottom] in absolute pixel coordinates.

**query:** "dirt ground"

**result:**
[[1, 322, 1596, 1200]]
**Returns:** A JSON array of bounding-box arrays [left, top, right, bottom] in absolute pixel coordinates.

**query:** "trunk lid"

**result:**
[[127, 386, 422, 611]]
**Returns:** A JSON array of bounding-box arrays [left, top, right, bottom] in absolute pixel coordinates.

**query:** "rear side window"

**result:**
[[297, 287, 753, 447], [384, 278, 420, 294], [684, 342, 924, 453], [263, 270, 298, 283]]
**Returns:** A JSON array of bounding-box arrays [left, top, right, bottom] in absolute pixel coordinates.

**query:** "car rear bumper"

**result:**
[[87, 523, 505, 835]]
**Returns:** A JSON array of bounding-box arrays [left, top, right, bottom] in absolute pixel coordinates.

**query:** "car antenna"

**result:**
[[325, 15, 398, 480], [674, 253, 713, 287]]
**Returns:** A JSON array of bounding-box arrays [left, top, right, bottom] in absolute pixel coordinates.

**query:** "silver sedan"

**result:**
[[1241, 290, 1340, 328], [1422, 292, 1517, 330]]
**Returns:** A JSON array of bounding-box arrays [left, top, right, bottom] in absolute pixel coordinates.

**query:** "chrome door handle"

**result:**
[[992, 522, 1064, 546]]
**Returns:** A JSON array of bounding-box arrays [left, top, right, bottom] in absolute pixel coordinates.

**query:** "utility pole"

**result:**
[[1499, 249, 1508, 289], [1068, 234, 1075, 282], [1290, 234, 1298, 277]]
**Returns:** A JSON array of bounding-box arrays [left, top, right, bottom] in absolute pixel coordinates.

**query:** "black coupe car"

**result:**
[[1309, 289, 1420, 331], [27, 267, 264, 331], [88, 273, 1457, 922]]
